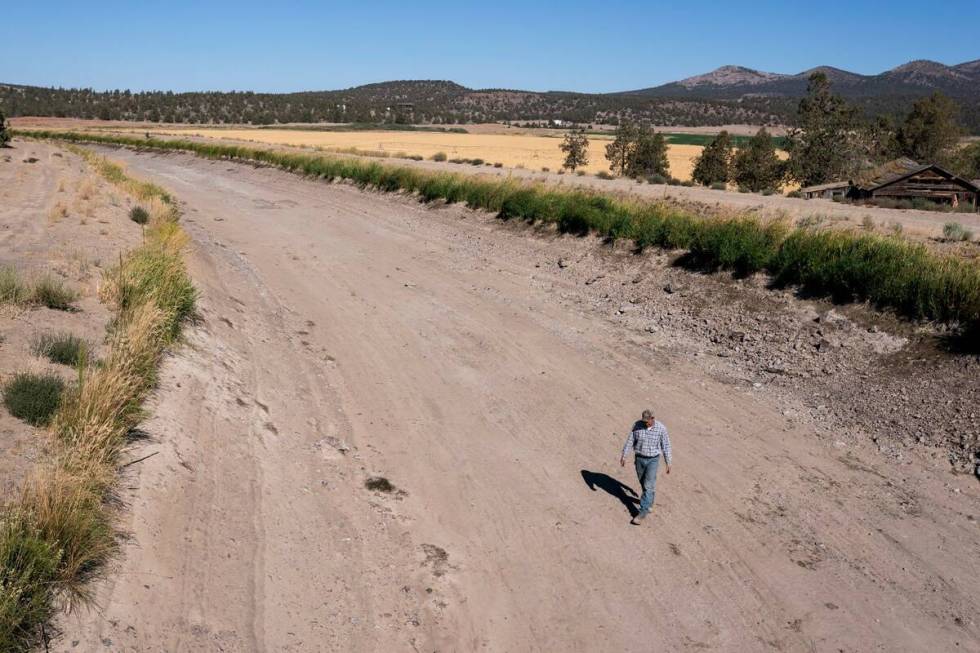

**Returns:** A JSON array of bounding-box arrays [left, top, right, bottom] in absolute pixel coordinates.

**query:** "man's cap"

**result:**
[[641, 409, 654, 419]]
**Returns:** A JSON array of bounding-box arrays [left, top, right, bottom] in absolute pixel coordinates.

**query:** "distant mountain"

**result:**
[[627, 59, 980, 101], [624, 58, 980, 132], [2, 58, 978, 132], [674, 65, 784, 89]]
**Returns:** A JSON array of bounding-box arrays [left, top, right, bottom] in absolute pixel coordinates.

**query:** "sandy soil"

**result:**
[[39, 146, 979, 652], [0, 141, 141, 498]]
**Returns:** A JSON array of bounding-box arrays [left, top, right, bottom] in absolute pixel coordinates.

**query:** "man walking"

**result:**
[[620, 409, 672, 526]]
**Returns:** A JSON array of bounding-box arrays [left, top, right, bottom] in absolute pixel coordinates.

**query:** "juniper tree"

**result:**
[[605, 121, 639, 176], [692, 131, 733, 186], [862, 115, 900, 164], [732, 128, 783, 192], [630, 126, 670, 179], [785, 72, 861, 186], [0, 110, 9, 148], [897, 92, 961, 165], [560, 130, 590, 171]]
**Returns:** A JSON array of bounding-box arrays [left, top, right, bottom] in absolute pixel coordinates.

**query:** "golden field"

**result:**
[[121, 127, 706, 179], [11, 118, 790, 184]]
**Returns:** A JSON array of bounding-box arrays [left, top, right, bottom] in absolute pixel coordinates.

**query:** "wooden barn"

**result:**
[[850, 158, 980, 209], [799, 158, 980, 210]]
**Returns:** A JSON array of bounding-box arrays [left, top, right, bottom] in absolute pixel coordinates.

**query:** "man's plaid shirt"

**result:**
[[622, 420, 671, 464]]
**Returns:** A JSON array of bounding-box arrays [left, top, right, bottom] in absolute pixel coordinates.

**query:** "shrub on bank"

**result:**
[[943, 221, 973, 242], [2, 372, 65, 426], [129, 206, 149, 225]]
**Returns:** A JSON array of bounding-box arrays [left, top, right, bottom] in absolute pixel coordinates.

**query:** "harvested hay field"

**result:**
[[116, 126, 707, 179]]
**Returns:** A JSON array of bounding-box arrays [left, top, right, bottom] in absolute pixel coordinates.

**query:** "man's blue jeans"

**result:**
[[634, 454, 660, 515]]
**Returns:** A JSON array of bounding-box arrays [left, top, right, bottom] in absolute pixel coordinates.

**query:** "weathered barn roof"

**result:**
[[852, 158, 927, 190], [853, 158, 980, 192], [799, 180, 851, 193]]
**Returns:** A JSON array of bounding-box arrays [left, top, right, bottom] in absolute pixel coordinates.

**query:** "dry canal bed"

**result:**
[[4, 142, 976, 651]]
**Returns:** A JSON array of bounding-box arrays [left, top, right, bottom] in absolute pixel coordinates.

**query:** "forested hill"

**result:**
[[0, 81, 785, 127], [2, 59, 979, 132]]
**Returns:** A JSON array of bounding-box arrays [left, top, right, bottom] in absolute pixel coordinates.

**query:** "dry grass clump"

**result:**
[[31, 276, 78, 311], [0, 151, 194, 651], [47, 201, 69, 222], [55, 303, 166, 467], [0, 267, 77, 311], [0, 510, 60, 649], [31, 333, 89, 367], [0, 466, 116, 648], [0, 267, 30, 305], [75, 177, 97, 201], [100, 221, 195, 339], [14, 468, 115, 606]]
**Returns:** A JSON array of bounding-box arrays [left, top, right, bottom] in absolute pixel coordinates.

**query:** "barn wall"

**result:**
[[871, 169, 977, 205]]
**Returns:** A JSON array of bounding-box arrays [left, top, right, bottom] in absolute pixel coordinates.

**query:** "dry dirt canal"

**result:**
[[57, 148, 979, 652]]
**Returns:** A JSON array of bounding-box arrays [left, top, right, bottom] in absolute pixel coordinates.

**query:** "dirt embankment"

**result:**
[[0, 141, 141, 498], [25, 145, 973, 652]]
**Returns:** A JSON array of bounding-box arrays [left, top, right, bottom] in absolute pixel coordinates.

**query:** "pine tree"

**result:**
[[692, 131, 733, 185], [785, 72, 861, 186], [630, 126, 670, 179], [560, 130, 590, 171], [897, 92, 961, 165], [605, 121, 638, 176], [861, 115, 900, 164], [732, 128, 783, 192]]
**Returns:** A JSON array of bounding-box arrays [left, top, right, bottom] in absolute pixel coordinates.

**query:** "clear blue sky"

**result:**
[[3, 1, 977, 93]]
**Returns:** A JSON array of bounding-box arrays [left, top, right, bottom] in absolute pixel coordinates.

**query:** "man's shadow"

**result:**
[[581, 470, 639, 517]]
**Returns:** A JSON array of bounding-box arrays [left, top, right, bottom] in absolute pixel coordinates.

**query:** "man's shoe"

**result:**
[[630, 513, 647, 526]]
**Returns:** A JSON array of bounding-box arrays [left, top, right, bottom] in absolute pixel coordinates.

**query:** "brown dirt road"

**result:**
[[52, 148, 980, 652]]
